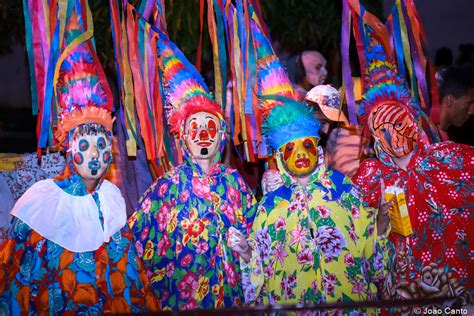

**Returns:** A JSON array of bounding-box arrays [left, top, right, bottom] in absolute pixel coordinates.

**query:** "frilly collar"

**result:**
[[11, 179, 126, 252]]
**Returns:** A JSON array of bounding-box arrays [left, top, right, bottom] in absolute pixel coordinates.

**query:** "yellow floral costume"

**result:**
[[242, 151, 387, 309]]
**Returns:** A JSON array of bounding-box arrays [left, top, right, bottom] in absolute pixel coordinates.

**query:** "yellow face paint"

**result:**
[[280, 137, 318, 177]]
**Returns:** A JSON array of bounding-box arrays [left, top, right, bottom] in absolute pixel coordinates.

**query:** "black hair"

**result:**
[[434, 47, 453, 68], [72, 123, 111, 141], [455, 43, 474, 66], [438, 65, 474, 100], [294, 53, 307, 85]]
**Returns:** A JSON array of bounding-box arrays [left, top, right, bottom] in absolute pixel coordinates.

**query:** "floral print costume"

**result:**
[[353, 141, 474, 305], [242, 148, 386, 308], [0, 218, 158, 314], [130, 133, 257, 311], [0, 163, 159, 314]]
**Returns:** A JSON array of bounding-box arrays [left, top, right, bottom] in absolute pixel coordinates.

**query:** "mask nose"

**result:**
[[90, 145, 99, 159], [391, 133, 400, 148], [199, 129, 209, 140]]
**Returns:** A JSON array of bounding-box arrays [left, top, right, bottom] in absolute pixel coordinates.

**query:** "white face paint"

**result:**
[[69, 125, 112, 180], [302, 51, 327, 86], [183, 111, 222, 160]]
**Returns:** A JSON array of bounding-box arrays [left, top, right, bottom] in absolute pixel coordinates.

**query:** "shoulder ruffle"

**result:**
[[11, 179, 126, 252]]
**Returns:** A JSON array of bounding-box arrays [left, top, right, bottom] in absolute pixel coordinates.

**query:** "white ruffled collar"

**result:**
[[11, 179, 126, 252]]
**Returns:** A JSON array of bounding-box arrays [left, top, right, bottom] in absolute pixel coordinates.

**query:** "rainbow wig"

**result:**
[[157, 28, 222, 135], [248, 7, 318, 153], [262, 96, 320, 151]]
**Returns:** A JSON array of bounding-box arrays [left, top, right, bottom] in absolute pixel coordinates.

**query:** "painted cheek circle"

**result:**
[[103, 151, 111, 164], [73, 152, 84, 165]]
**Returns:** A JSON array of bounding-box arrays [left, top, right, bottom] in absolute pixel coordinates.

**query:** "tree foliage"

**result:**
[[0, 0, 383, 69], [262, 0, 383, 53]]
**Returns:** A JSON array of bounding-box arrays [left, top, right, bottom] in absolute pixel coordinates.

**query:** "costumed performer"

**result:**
[[128, 24, 257, 311], [227, 12, 388, 310], [0, 1, 159, 313], [352, 40, 474, 308]]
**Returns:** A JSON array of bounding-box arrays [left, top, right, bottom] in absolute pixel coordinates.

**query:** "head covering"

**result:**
[[358, 40, 419, 134], [23, 2, 114, 149], [24, 3, 116, 195], [251, 14, 296, 115], [305, 85, 348, 124], [220, 2, 295, 160], [356, 32, 423, 160], [157, 29, 222, 136], [252, 17, 296, 118], [248, 8, 319, 152], [55, 41, 114, 145], [262, 97, 320, 151]]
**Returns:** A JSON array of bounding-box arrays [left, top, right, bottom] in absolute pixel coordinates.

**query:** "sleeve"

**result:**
[[346, 185, 389, 292], [0, 175, 14, 243], [128, 178, 164, 273], [358, 202, 389, 286], [227, 172, 257, 237], [352, 159, 382, 209], [239, 203, 268, 306], [240, 176, 258, 235], [121, 225, 161, 312], [423, 142, 474, 210], [420, 143, 474, 290]]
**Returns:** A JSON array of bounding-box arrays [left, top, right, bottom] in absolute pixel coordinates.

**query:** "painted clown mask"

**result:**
[[184, 111, 222, 160], [369, 103, 418, 158], [279, 136, 319, 177], [69, 123, 112, 180]]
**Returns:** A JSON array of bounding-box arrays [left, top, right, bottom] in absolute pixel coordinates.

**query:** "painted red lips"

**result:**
[[197, 141, 212, 147], [295, 158, 310, 169]]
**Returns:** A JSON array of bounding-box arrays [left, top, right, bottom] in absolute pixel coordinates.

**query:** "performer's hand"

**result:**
[[377, 178, 394, 236], [262, 169, 284, 194], [377, 200, 393, 236], [227, 227, 252, 263]]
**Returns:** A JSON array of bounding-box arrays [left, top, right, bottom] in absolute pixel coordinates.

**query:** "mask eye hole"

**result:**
[[79, 139, 89, 151], [283, 142, 295, 160], [97, 137, 106, 150], [303, 139, 314, 149], [189, 121, 199, 138], [207, 120, 217, 134]]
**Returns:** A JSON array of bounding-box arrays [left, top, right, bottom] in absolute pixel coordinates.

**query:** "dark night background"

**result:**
[[0, 0, 472, 154]]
